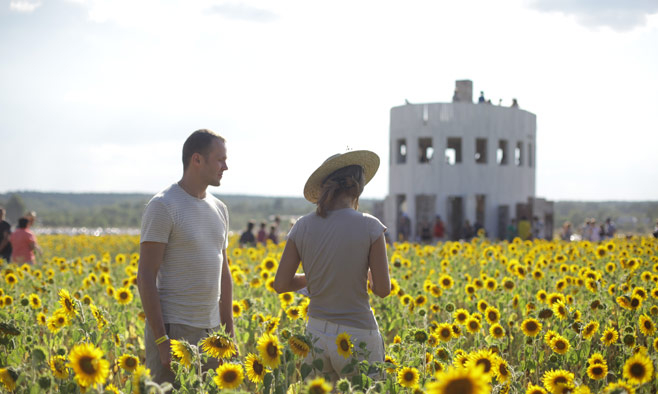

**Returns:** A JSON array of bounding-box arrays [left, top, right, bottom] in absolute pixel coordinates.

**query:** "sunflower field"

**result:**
[[1, 233, 658, 394]]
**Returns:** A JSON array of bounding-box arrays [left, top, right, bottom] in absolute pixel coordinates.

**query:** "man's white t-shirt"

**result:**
[[140, 183, 229, 328]]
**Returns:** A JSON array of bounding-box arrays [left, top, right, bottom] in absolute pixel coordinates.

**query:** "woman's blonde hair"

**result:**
[[316, 165, 364, 218]]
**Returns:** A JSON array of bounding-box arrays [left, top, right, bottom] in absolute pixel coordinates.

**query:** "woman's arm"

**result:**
[[273, 239, 307, 293], [368, 234, 391, 298]]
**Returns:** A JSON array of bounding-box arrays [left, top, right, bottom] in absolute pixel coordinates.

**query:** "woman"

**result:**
[[273, 150, 391, 381]]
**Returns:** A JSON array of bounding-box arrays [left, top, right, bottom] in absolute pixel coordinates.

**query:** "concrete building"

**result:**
[[383, 80, 553, 241]]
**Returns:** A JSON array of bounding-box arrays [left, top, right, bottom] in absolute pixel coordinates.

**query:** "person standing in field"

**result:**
[[257, 222, 267, 245], [9, 217, 37, 264], [239, 220, 256, 247], [137, 129, 234, 385], [0, 208, 12, 262], [273, 150, 390, 381]]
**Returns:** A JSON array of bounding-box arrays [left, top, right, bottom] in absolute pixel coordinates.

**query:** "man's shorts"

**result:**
[[145, 321, 221, 384]]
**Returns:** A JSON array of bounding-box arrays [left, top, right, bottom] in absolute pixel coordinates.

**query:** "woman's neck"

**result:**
[[328, 194, 356, 210]]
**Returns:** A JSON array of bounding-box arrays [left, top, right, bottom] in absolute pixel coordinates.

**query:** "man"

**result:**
[[137, 129, 234, 384], [10, 218, 36, 264], [0, 208, 12, 262], [239, 220, 256, 247]]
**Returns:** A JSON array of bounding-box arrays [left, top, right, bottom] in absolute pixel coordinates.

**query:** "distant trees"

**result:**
[[4, 194, 26, 224]]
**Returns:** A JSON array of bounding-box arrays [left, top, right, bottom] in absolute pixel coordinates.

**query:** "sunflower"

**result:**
[[465, 317, 482, 334], [489, 323, 505, 339], [286, 306, 301, 320], [4, 273, 17, 287], [525, 384, 547, 394], [37, 312, 47, 326], [28, 293, 41, 309], [47, 310, 70, 333], [602, 381, 636, 394], [397, 366, 420, 388], [550, 335, 570, 355], [521, 318, 542, 337], [264, 317, 280, 333], [600, 327, 619, 346], [542, 369, 574, 394], [552, 300, 568, 320], [484, 306, 500, 325], [588, 353, 605, 365], [453, 309, 470, 324], [307, 377, 333, 394], [257, 333, 282, 368], [288, 335, 311, 358], [335, 332, 354, 358], [213, 363, 244, 390], [118, 354, 139, 372], [115, 287, 133, 305], [279, 292, 294, 308], [244, 353, 268, 383], [581, 321, 599, 340], [132, 365, 151, 393], [465, 349, 497, 379], [68, 343, 110, 387], [170, 339, 195, 368], [638, 314, 656, 336], [200, 333, 236, 360], [232, 301, 243, 317], [622, 353, 654, 385], [58, 289, 77, 316], [0, 367, 17, 391], [586, 363, 608, 380], [439, 274, 454, 289], [50, 355, 69, 379], [426, 366, 489, 394], [494, 358, 511, 383]]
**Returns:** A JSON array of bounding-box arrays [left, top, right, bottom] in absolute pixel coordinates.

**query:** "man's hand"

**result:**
[[158, 340, 172, 370]]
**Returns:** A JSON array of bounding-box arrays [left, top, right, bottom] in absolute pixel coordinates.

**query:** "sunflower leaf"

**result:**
[[312, 358, 324, 371], [301, 363, 312, 379]]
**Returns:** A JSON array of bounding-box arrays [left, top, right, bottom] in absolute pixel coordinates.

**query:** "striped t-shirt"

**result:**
[[140, 183, 229, 328]]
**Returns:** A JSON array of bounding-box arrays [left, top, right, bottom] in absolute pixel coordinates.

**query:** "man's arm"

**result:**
[[219, 247, 235, 337], [273, 239, 306, 293], [137, 241, 171, 369]]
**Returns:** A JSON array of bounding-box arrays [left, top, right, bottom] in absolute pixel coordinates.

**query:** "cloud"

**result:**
[[9, 0, 41, 12], [208, 2, 278, 23], [529, 0, 658, 31]]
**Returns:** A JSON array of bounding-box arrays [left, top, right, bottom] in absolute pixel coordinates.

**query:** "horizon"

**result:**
[[2, 189, 658, 203]]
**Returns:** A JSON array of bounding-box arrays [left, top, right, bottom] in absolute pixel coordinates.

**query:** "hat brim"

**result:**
[[303, 150, 380, 203]]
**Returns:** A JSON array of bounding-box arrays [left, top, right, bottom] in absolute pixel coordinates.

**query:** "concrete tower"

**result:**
[[383, 80, 551, 241]]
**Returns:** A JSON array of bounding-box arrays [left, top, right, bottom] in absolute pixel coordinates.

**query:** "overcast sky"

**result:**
[[1, 0, 657, 201]]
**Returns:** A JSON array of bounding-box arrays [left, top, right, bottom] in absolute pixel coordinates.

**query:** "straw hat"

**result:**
[[303, 150, 380, 203]]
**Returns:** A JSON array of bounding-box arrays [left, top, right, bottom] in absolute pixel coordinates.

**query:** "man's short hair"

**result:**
[[182, 129, 225, 171], [18, 218, 28, 228]]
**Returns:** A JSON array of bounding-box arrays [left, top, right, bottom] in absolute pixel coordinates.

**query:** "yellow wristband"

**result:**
[[155, 335, 169, 345]]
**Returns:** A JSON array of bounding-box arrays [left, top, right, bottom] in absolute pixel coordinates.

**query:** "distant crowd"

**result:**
[[237, 215, 295, 247], [0, 207, 41, 264]]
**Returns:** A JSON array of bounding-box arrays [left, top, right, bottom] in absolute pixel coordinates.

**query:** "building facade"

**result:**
[[383, 80, 551, 241]]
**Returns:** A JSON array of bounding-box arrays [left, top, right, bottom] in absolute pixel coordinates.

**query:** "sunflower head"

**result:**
[[288, 335, 311, 358], [245, 353, 269, 383], [307, 377, 332, 394], [68, 343, 110, 387], [335, 332, 354, 358], [170, 339, 197, 369], [622, 353, 654, 385], [397, 366, 420, 388], [213, 363, 244, 390], [118, 354, 139, 372], [257, 333, 282, 369], [200, 333, 237, 360]]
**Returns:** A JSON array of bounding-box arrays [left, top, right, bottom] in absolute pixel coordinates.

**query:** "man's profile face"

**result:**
[[200, 139, 228, 187]]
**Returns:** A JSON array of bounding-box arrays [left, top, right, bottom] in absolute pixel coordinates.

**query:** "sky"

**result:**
[[1, 0, 657, 201]]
